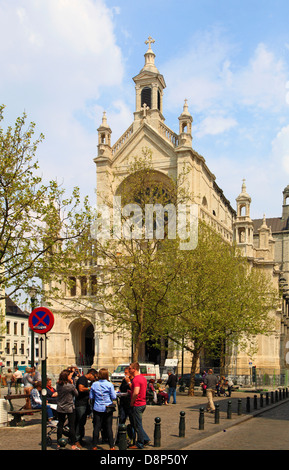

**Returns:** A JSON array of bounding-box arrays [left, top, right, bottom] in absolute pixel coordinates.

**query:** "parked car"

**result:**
[[178, 373, 203, 388]]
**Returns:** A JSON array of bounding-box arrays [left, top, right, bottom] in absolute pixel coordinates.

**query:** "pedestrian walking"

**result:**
[[166, 370, 177, 404], [204, 369, 218, 413], [12, 367, 23, 394], [5, 369, 13, 395]]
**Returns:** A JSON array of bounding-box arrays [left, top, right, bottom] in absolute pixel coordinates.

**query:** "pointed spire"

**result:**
[[142, 36, 158, 73], [101, 111, 110, 128]]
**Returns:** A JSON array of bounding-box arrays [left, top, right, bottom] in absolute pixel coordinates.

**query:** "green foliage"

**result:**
[[0, 105, 91, 301]]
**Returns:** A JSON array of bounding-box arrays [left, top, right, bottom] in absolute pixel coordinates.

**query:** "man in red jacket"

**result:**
[[129, 362, 151, 449]]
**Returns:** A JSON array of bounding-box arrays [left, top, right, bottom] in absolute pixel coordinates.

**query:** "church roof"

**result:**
[[253, 217, 289, 233]]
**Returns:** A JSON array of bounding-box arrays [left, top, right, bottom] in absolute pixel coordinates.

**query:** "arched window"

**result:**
[[141, 87, 152, 108], [157, 89, 161, 111]]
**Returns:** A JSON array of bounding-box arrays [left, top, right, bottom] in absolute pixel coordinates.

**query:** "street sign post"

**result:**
[[29, 307, 54, 451]]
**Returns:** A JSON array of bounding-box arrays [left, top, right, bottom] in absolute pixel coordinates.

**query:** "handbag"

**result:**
[[97, 383, 116, 413], [105, 403, 116, 413]]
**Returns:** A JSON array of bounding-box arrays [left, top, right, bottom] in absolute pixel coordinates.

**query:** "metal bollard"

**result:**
[[246, 397, 250, 413], [227, 400, 232, 419], [271, 391, 274, 404], [275, 390, 278, 402], [215, 403, 220, 424], [279, 389, 282, 401], [286, 388, 289, 398], [199, 407, 204, 430], [237, 398, 242, 416], [254, 395, 258, 410], [154, 417, 161, 447], [260, 393, 263, 408], [118, 423, 127, 451], [179, 411, 185, 438], [283, 388, 286, 399], [266, 392, 269, 406]]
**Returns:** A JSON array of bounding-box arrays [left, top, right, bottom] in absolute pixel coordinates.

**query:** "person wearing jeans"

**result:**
[[166, 370, 177, 404], [129, 362, 150, 449]]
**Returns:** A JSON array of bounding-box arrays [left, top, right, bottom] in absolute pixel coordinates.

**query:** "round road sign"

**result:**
[[29, 307, 54, 334]]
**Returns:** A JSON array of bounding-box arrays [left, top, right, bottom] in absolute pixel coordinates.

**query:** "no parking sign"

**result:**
[[28, 307, 54, 334]]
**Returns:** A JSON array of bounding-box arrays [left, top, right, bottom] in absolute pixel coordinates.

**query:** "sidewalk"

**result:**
[[0, 387, 288, 451]]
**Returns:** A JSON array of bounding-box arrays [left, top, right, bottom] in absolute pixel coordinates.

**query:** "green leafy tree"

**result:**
[[164, 221, 278, 395], [0, 105, 91, 303]]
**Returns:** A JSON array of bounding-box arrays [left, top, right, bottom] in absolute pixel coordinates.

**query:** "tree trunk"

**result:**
[[188, 351, 200, 396]]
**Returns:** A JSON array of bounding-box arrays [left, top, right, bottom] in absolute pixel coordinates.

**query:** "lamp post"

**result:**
[[12, 345, 17, 370], [28, 287, 37, 368]]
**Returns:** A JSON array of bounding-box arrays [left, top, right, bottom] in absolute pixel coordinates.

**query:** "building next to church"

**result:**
[[44, 38, 286, 378]]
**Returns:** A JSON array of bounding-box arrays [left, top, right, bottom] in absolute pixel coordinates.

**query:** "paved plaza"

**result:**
[[1, 388, 289, 452]]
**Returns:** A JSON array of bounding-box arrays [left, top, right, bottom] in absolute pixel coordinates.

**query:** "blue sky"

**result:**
[[1, 0, 289, 219]]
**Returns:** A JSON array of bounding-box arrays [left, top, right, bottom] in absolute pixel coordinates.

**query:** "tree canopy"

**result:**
[[0, 105, 91, 303]]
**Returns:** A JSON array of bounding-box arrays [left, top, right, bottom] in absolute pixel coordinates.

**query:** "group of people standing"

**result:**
[[54, 362, 152, 450], [12, 362, 153, 450]]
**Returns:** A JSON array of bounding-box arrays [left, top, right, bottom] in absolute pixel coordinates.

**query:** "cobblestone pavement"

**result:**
[[0, 388, 288, 451], [184, 398, 289, 450]]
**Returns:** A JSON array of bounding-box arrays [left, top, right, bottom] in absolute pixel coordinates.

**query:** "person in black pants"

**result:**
[[118, 367, 135, 444], [56, 369, 79, 450], [75, 369, 98, 449]]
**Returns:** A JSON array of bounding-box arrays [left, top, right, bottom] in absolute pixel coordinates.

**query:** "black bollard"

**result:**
[[254, 395, 258, 410], [118, 424, 127, 451], [227, 400, 232, 419], [246, 397, 250, 413], [275, 390, 278, 402], [283, 388, 286, 399], [260, 393, 263, 408], [271, 391, 274, 404], [215, 403, 220, 424], [266, 392, 269, 406], [286, 388, 289, 398], [237, 398, 242, 416], [154, 417, 161, 447], [179, 411, 185, 438], [279, 389, 282, 401], [199, 407, 204, 430]]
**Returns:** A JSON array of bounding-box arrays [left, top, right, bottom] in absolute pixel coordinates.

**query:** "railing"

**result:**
[[112, 124, 134, 156], [158, 122, 179, 147]]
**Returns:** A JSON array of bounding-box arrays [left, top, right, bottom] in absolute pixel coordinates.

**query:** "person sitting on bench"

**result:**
[[30, 381, 55, 422]]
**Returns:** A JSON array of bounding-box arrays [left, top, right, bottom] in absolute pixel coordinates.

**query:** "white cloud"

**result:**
[[195, 115, 237, 138], [235, 43, 288, 111], [0, 0, 124, 200], [162, 30, 289, 138], [271, 124, 289, 174]]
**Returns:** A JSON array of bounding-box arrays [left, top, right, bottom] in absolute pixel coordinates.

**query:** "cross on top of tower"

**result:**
[[145, 36, 155, 50]]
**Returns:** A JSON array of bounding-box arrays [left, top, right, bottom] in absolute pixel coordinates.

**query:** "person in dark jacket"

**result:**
[[166, 370, 177, 404], [204, 369, 218, 412], [56, 369, 79, 450]]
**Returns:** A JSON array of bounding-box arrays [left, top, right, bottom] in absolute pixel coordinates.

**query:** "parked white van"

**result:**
[[111, 363, 160, 385]]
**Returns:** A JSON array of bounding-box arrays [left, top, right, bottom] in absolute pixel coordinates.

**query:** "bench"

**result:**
[[4, 394, 41, 427], [146, 390, 165, 406]]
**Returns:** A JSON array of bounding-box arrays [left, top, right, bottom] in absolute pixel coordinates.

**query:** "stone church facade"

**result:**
[[45, 38, 286, 377]]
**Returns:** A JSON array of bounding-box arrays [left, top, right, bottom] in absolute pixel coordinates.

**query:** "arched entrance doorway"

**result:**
[[70, 319, 95, 367]]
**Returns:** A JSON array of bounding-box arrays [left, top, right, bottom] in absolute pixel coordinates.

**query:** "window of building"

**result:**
[[81, 276, 87, 296], [141, 87, 151, 109], [69, 277, 76, 296]]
